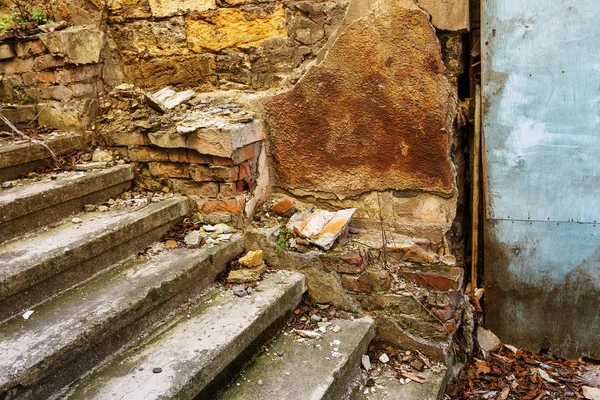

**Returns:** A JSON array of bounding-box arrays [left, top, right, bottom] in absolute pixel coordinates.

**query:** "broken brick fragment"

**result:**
[[269, 199, 296, 217]]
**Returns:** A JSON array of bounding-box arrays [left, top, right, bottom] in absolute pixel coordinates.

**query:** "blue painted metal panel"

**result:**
[[482, 0, 600, 358]]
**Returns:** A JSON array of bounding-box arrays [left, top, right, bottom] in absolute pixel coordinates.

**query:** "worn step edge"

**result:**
[[0, 133, 85, 182], [0, 197, 190, 321], [62, 272, 307, 400], [0, 165, 134, 244], [0, 236, 244, 399], [220, 316, 375, 400]]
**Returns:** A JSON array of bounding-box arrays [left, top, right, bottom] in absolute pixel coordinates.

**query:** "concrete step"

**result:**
[[0, 165, 134, 244], [349, 368, 448, 400], [0, 196, 190, 321], [0, 237, 244, 400], [219, 316, 375, 400], [62, 272, 307, 400], [0, 132, 85, 182]]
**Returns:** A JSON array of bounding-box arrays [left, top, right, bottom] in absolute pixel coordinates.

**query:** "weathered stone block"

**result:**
[[186, 5, 287, 52], [170, 179, 219, 198], [128, 147, 169, 162], [112, 18, 188, 57], [190, 164, 239, 182], [148, 119, 264, 158], [416, 0, 469, 31], [149, 0, 216, 17], [149, 162, 190, 178], [39, 26, 105, 64], [33, 54, 65, 71], [69, 82, 97, 97], [265, 0, 454, 199], [122, 54, 215, 89], [104, 131, 149, 147], [14, 40, 47, 58], [0, 43, 15, 60], [107, 0, 152, 19]]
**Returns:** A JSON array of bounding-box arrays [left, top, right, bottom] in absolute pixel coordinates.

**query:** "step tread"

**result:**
[[0, 238, 243, 392], [220, 316, 375, 400], [0, 165, 133, 214], [0, 132, 83, 170], [63, 272, 306, 400], [0, 196, 188, 299]]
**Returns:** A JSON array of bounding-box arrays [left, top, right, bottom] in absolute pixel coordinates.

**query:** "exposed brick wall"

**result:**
[[0, 24, 104, 132]]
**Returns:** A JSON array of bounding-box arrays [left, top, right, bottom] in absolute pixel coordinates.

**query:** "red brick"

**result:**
[[270, 199, 296, 217], [198, 198, 246, 214], [149, 162, 190, 179], [38, 71, 56, 84], [238, 162, 251, 180], [15, 40, 46, 58], [188, 150, 213, 164], [400, 267, 463, 291], [402, 244, 438, 264], [341, 273, 372, 293], [58, 65, 102, 84]]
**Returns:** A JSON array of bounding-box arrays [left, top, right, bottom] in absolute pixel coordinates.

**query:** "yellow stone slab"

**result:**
[[186, 5, 287, 52]]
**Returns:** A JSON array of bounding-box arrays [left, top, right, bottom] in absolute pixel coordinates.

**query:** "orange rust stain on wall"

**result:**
[[265, 2, 454, 198]]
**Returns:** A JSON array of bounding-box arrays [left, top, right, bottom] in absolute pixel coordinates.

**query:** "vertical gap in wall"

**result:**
[[469, 0, 483, 290]]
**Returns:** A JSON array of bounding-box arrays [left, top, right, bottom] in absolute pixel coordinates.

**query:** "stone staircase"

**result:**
[[0, 143, 376, 400]]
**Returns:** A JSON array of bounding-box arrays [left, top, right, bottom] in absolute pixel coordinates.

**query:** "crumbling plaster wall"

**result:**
[[0, 0, 468, 250]]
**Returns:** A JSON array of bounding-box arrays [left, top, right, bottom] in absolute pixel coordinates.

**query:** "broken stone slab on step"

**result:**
[[287, 207, 356, 250], [227, 264, 266, 283], [238, 250, 263, 267], [145, 87, 196, 112]]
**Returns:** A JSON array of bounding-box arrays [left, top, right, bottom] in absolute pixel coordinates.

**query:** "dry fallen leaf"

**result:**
[[475, 360, 492, 376]]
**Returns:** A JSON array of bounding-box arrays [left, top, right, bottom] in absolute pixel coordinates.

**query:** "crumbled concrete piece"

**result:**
[[92, 148, 113, 163], [84, 204, 97, 212], [257, 379, 264, 386], [296, 330, 322, 340], [270, 199, 296, 217], [2, 181, 14, 189], [203, 224, 217, 232], [362, 354, 371, 370], [98, 205, 109, 212], [287, 208, 356, 250], [311, 314, 322, 322], [184, 230, 203, 248], [22, 310, 34, 319], [379, 353, 389, 363], [239, 250, 263, 268], [331, 351, 343, 359], [72, 217, 83, 224], [227, 265, 266, 283], [583, 386, 600, 400], [214, 223, 233, 235], [477, 326, 502, 354]]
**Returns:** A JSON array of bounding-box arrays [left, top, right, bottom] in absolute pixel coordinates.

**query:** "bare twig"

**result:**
[[0, 112, 63, 169]]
